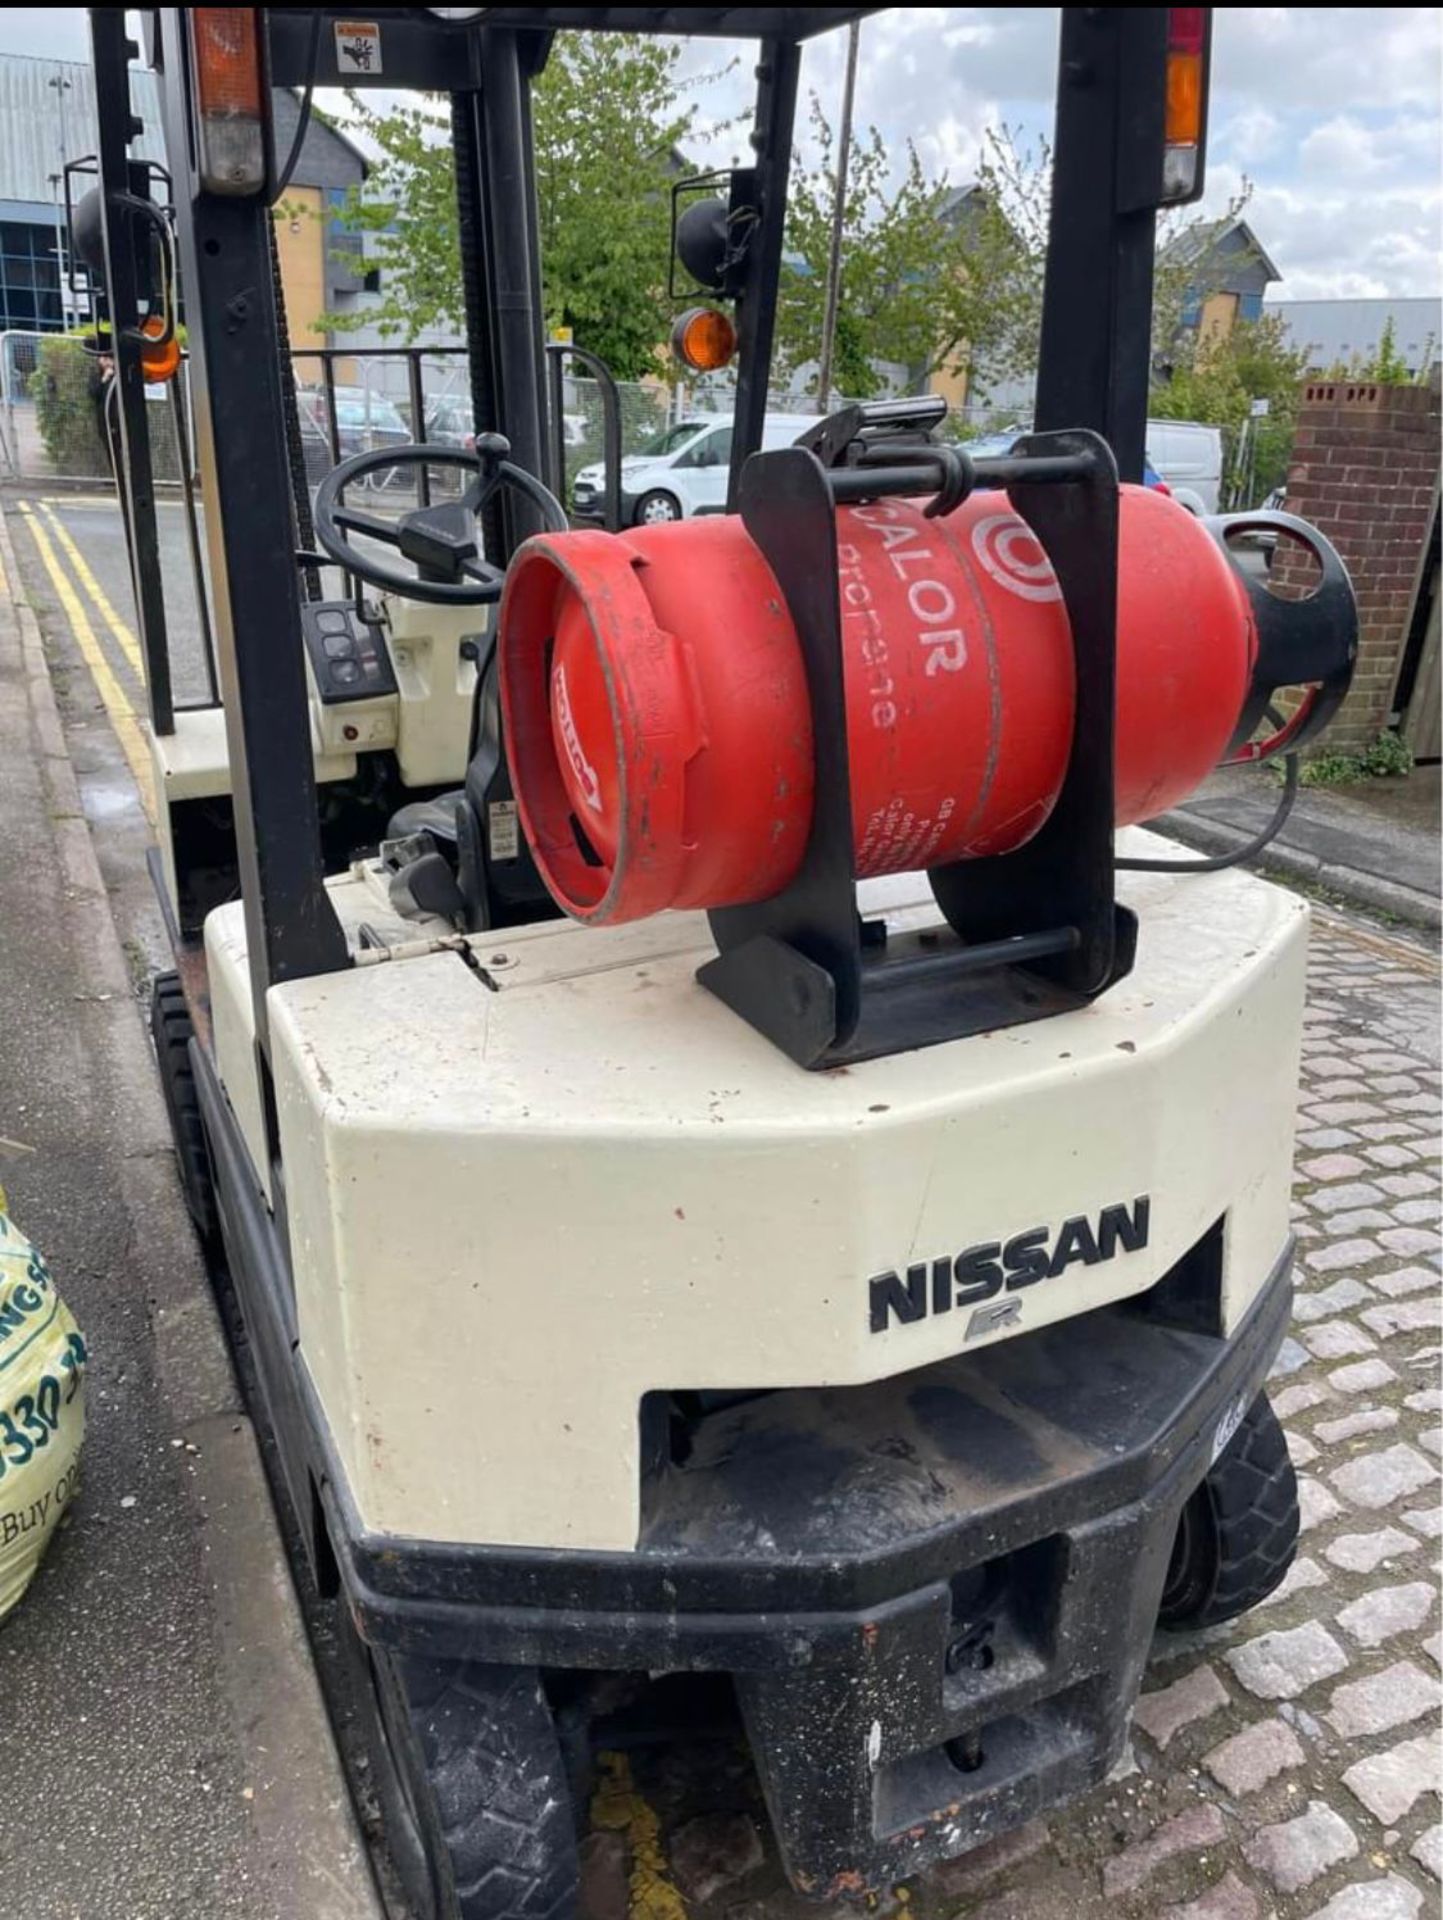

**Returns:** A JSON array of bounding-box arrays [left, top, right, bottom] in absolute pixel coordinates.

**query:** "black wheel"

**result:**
[[340, 1601, 579, 1920], [1158, 1392, 1298, 1630], [633, 489, 682, 526], [149, 972, 219, 1249]]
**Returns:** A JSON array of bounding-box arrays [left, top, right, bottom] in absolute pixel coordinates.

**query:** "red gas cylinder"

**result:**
[[498, 484, 1255, 925]]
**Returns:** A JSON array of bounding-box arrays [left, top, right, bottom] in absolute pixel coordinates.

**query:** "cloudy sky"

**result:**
[[7, 7, 1439, 299]]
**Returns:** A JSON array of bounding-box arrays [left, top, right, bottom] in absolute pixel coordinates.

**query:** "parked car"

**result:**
[[1144, 418, 1223, 515], [572, 411, 826, 526], [296, 385, 413, 490], [424, 397, 586, 452], [423, 392, 475, 449], [965, 430, 1173, 497], [1224, 485, 1288, 573]]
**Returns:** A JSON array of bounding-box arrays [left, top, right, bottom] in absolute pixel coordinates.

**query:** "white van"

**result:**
[[572, 411, 826, 526], [1145, 418, 1223, 515]]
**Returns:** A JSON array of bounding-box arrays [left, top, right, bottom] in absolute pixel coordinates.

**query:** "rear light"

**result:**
[[139, 315, 182, 384], [671, 306, 737, 373], [1162, 8, 1208, 203], [1154, 478, 1172, 496], [188, 9, 267, 196]]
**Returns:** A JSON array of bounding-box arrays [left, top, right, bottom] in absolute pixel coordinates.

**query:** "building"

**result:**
[[1264, 297, 1442, 380], [1163, 215, 1281, 348], [268, 89, 371, 348], [0, 52, 164, 334], [0, 52, 366, 348]]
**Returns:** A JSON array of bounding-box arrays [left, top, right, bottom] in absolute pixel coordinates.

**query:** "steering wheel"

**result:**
[[313, 434, 569, 606]]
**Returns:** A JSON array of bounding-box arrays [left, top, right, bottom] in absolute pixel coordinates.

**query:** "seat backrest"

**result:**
[[457, 644, 566, 932]]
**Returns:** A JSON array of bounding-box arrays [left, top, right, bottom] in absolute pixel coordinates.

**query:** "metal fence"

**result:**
[[0, 327, 1030, 498], [1, 327, 193, 485], [0, 330, 684, 497]]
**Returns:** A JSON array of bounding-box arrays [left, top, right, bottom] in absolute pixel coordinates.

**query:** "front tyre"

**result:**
[[149, 972, 219, 1249], [1158, 1391, 1299, 1630], [634, 489, 682, 526], [342, 1603, 579, 1920]]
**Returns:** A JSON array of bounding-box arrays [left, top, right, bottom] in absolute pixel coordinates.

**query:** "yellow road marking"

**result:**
[[18, 504, 155, 820], [35, 500, 144, 681], [37, 495, 182, 511], [590, 1752, 689, 1920]]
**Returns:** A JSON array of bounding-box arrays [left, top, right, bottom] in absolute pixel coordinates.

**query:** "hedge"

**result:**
[[30, 333, 185, 481]]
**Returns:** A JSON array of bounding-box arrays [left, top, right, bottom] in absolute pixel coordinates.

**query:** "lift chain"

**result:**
[[268, 218, 322, 603]]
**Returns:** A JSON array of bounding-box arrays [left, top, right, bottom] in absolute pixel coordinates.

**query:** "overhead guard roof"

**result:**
[[267, 8, 881, 87], [461, 8, 877, 34]]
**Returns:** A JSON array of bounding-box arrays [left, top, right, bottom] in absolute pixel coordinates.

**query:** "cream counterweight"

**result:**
[[203, 840, 1307, 1554]]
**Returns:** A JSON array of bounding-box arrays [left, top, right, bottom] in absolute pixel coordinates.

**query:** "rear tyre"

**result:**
[[341, 1601, 579, 1920], [634, 489, 681, 526], [1158, 1391, 1298, 1630], [149, 972, 219, 1249]]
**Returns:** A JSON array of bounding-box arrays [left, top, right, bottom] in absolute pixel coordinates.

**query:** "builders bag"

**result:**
[[0, 1210, 87, 1624]]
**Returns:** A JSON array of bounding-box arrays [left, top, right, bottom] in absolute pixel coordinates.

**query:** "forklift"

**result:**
[[84, 8, 1358, 1916]]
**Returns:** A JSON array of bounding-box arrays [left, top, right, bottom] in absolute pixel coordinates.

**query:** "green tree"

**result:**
[[962, 126, 1051, 396], [773, 105, 1034, 400], [534, 36, 726, 377], [1150, 312, 1310, 504], [323, 36, 724, 380], [936, 136, 1300, 499], [1354, 315, 1412, 384], [318, 93, 461, 339], [1321, 313, 1433, 385], [966, 130, 1265, 387], [771, 115, 1262, 413]]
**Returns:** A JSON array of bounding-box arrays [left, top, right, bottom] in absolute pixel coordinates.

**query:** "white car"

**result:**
[[1145, 418, 1223, 515], [572, 411, 826, 525], [970, 420, 1223, 517]]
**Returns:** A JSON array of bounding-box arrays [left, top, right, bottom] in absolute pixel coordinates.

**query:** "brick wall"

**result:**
[[1279, 381, 1440, 754]]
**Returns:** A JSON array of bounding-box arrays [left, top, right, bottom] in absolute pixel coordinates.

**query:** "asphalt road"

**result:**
[[21, 486, 396, 720], [34, 490, 216, 706]]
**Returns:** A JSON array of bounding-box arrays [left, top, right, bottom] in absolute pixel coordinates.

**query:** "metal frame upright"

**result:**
[[89, 6, 174, 733], [145, 7, 350, 1049]]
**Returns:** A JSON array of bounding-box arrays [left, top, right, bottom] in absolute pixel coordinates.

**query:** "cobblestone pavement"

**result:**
[[586, 907, 1441, 1920]]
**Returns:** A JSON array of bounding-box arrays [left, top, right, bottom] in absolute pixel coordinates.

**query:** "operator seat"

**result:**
[[384, 639, 562, 932]]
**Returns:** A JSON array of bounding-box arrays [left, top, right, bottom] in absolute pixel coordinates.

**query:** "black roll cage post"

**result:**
[[89, 6, 1200, 1070], [725, 34, 802, 514], [545, 342, 624, 533], [88, 7, 175, 736]]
